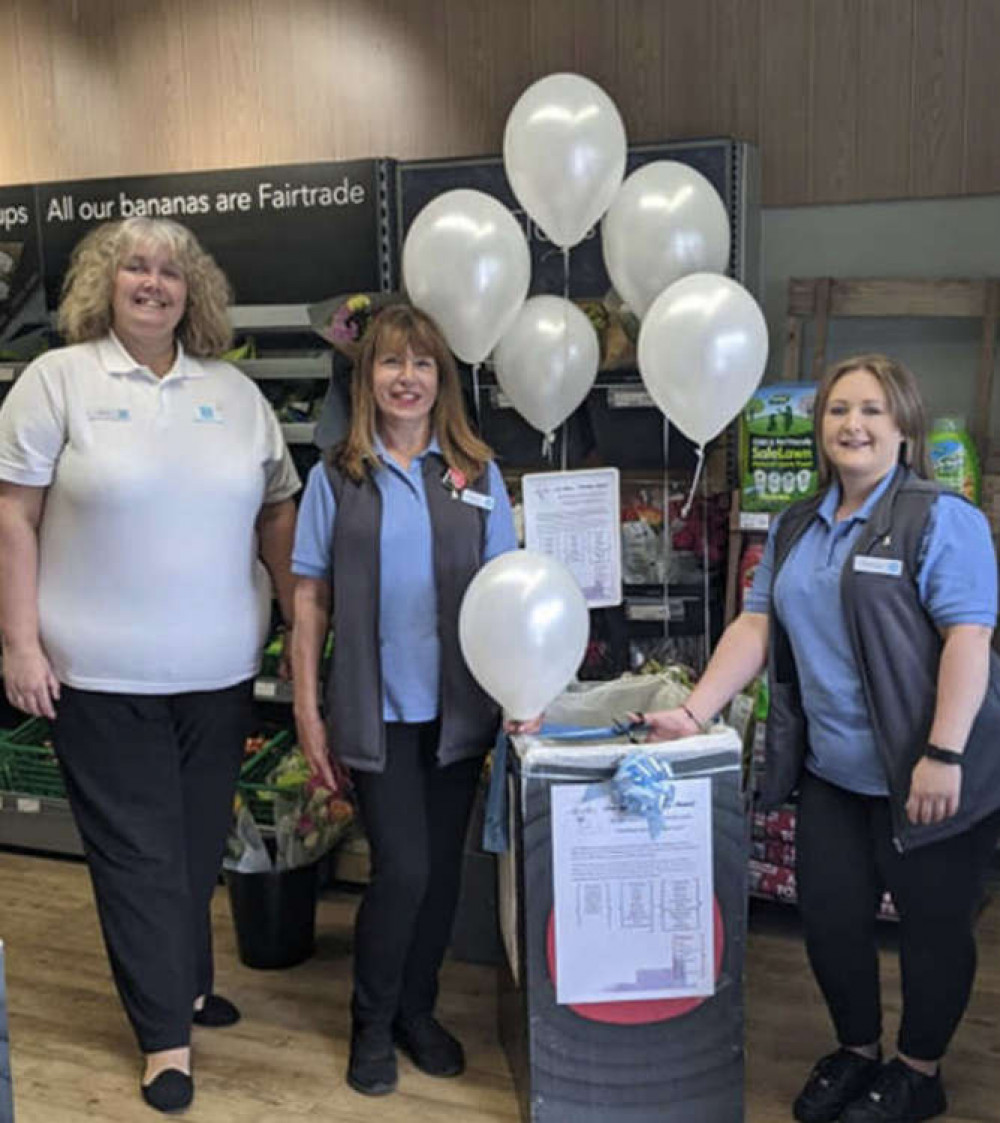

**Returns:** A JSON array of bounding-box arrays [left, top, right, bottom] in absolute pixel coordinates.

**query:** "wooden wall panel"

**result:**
[[180, 1, 261, 171], [760, 0, 811, 206], [10, 0, 61, 183], [910, 0, 967, 198], [572, 0, 618, 96], [615, 0, 665, 143], [963, 0, 1000, 194], [711, 0, 761, 143], [809, 0, 860, 203], [2, 0, 1000, 205], [530, 0, 577, 80], [857, 0, 913, 200], [110, 0, 191, 179], [663, 0, 717, 139], [379, 0, 451, 159]]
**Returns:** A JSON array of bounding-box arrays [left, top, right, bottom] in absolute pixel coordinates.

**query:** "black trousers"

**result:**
[[350, 722, 483, 1029], [795, 769, 1000, 1061], [53, 680, 251, 1053]]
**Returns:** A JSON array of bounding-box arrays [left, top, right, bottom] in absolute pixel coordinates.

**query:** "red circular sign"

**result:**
[[545, 897, 725, 1025]]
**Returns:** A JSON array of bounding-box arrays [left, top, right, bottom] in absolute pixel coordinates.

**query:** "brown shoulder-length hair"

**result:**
[[813, 353, 932, 486], [334, 304, 494, 482], [57, 217, 233, 357]]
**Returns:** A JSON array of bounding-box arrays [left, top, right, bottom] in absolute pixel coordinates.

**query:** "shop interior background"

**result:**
[[2, 0, 1000, 432]]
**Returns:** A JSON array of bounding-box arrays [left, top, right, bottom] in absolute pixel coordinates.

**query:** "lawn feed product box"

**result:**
[[739, 384, 818, 513]]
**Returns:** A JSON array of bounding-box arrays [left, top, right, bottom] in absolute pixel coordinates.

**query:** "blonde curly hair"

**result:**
[[57, 217, 233, 357]]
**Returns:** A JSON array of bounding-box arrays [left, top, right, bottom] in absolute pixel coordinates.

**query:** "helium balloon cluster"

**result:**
[[402, 72, 770, 718]]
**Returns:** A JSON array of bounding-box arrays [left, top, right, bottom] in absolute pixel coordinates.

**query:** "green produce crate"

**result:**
[[0, 718, 64, 799], [237, 729, 296, 828]]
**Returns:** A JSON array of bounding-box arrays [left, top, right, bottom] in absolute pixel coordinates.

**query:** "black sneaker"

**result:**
[[393, 1014, 465, 1077], [793, 1048, 883, 1123], [347, 1024, 397, 1096], [841, 1058, 947, 1123]]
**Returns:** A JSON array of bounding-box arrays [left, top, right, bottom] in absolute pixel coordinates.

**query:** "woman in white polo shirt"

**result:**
[[0, 217, 299, 1114]]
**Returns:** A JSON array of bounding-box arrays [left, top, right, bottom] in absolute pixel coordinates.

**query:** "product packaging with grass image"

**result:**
[[739, 384, 818, 512]]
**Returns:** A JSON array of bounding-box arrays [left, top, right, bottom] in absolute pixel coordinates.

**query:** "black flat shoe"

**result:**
[[141, 1069, 193, 1114], [347, 1025, 397, 1096], [841, 1059, 947, 1123], [192, 994, 241, 1027], [793, 1048, 882, 1123], [393, 1015, 465, 1078]]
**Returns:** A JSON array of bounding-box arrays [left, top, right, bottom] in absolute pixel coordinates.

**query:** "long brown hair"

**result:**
[[57, 217, 233, 356], [813, 353, 932, 486], [334, 304, 494, 482]]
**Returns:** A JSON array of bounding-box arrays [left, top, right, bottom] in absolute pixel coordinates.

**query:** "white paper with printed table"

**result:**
[[551, 776, 714, 1005]]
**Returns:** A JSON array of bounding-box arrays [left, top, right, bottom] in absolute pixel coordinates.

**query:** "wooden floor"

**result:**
[[1, 852, 999, 1122]]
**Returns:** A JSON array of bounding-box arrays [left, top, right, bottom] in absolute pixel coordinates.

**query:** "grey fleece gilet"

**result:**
[[323, 453, 500, 772], [761, 465, 1000, 851]]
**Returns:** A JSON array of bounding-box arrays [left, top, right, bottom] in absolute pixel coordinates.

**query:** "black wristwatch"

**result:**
[[924, 744, 964, 767]]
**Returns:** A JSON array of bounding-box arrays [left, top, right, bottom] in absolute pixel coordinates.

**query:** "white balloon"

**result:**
[[493, 296, 599, 435], [402, 189, 531, 364], [504, 73, 627, 250], [459, 550, 589, 721], [637, 273, 768, 447], [602, 161, 731, 318]]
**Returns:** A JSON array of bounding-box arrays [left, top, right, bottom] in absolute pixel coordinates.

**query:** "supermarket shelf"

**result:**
[[738, 510, 771, 532], [0, 793, 83, 856], [254, 677, 293, 704], [281, 422, 317, 445], [229, 304, 313, 330], [233, 357, 331, 380], [624, 597, 689, 623]]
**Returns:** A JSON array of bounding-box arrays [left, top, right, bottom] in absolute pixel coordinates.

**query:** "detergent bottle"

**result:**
[[928, 415, 981, 504]]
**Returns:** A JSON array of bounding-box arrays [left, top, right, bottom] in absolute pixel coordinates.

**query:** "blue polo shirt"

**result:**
[[292, 437, 517, 722], [745, 473, 997, 794]]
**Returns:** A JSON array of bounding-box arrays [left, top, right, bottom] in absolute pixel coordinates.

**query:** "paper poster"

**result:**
[[522, 468, 621, 608], [550, 778, 714, 1004]]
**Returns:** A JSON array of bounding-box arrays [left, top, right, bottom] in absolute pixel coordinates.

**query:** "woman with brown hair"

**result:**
[[291, 304, 518, 1096], [0, 217, 299, 1113], [641, 354, 1000, 1123]]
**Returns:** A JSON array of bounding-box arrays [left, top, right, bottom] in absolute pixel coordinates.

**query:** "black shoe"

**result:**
[[793, 1048, 883, 1123], [841, 1058, 947, 1123], [347, 1024, 397, 1096], [192, 994, 241, 1028], [141, 1069, 193, 1114], [393, 1014, 465, 1077]]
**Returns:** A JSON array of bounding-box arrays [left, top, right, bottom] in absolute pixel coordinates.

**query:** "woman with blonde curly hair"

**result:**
[[0, 217, 300, 1113]]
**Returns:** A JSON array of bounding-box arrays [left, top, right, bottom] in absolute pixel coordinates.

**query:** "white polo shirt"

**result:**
[[0, 333, 300, 693]]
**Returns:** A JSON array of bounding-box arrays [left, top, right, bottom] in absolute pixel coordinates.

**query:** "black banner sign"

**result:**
[[0, 185, 42, 339], [396, 141, 733, 299], [37, 159, 386, 308]]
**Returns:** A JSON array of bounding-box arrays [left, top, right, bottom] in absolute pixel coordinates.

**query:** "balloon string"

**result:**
[[471, 362, 481, 424], [562, 246, 570, 300], [680, 445, 704, 519], [662, 418, 671, 649], [560, 424, 569, 471], [700, 452, 711, 673], [542, 431, 556, 462]]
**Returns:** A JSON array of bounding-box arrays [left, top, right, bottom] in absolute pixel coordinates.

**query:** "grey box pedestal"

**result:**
[[497, 730, 748, 1123]]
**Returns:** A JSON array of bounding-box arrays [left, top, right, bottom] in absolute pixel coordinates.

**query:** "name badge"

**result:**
[[853, 555, 902, 577], [460, 488, 494, 511], [87, 407, 131, 422], [194, 403, 224, 424]]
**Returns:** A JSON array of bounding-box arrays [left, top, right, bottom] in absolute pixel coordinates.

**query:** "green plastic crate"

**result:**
[[237, 728, 296, 827], [0, 718, 65, 799]]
